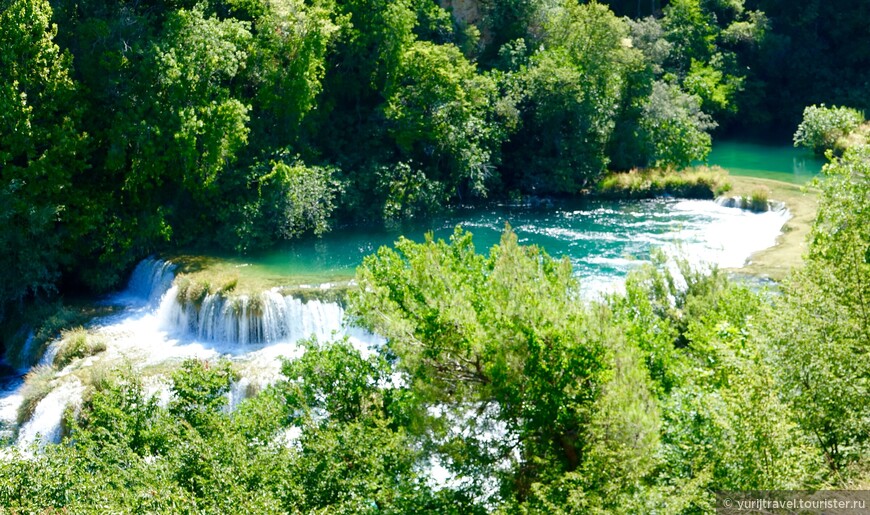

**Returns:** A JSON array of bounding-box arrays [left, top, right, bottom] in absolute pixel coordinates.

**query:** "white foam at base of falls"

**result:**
[[666, 199, 790, 270], [17, 378, 84, 451], [0, 198, 790, 450]]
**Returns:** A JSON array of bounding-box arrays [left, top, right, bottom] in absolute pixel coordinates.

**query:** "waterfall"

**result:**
[[17, 379, 84, 451], [121, 257, 177, 305], [714, 195, 786, 213], [158, 287, 346, 345]]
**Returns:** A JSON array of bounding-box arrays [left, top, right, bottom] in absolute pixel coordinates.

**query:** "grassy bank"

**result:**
[[593, 166, 732, 199], [724, 176, 819, 281], [168, 255, 355, 299], [595, 166, 819, 281]]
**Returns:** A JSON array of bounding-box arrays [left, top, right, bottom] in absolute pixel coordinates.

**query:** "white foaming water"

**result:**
[[665, 199, 790, 270], [160, 288, 345, 345], [17, 378, 84, 451], [117, 257, 178, 306], [0, 199, 788, 451], [0, 258, 384, 451]]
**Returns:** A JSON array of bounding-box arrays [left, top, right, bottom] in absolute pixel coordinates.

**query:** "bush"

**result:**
[[740, 187, 770, 212], [2, 303, 98, 369], [794, 104, 864, 155]]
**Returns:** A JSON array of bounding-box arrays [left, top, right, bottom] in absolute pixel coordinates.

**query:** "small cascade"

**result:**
[[714, 195, 786, 213], [159, 288, 346, 345], [714, 196, 742, 209], [123, 257, 177, 305], [17, 379, 84, 451], [36, 342, 59, 368], [226, 378, 251, 413]]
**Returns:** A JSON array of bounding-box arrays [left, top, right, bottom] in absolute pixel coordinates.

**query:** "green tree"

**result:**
[[385, 41, 505, 199], [0, 0, 87, 315], [639, 81, 716, 168], [350, 227, 661, 506], [246, 0, 338, 148], [766, 146, 870, 477], [504, 1, 634, 193], [151, 7, 252, 195], [793, 104, 865, 155]]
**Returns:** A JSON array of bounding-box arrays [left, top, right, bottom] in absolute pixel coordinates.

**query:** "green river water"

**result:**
[[198, 141, 814, 294], [703, 140, 826, 183]]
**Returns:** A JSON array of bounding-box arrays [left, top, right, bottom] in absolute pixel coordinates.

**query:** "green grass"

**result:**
[[2, 301, 119, 369], [594, 166, 732, 200], [54, 327, 107, 369], [17, 365, 56, 426], [740, 187, 770, 212]]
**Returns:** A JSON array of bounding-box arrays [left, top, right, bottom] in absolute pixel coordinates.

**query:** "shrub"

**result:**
[[595, 166, 730, 199], [794, 104, 864, 155], [741, 187, 770, 212]]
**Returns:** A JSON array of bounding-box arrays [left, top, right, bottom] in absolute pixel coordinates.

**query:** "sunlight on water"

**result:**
[[0, 198, 789, 449]]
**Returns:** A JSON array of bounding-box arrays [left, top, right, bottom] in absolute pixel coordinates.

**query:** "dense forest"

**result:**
[[0, 144, 867, 512], [1, 0, 870, 511], [3, 0, 869, 317]]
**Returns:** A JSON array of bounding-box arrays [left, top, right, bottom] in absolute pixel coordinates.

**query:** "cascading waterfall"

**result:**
[[0, 197, 795, 453], [158, 287, 346, 345], [17, 379, 84, 451], [122, 257, 178, 305]]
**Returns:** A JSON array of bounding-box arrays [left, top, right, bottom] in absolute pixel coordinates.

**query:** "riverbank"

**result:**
[[592, 166, 731, 199], [168, 170, 809, 295], [724, 176, 819, 280]]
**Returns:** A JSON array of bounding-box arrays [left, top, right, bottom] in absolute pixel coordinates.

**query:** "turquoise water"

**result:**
[[701, 140, 826, 184], [219, 197, 789, 295], [198, 141, 804, 293]]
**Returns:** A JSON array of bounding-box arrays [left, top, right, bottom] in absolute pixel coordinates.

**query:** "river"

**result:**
[[0, 140, 813, 450], [703, 140, 825, 183]]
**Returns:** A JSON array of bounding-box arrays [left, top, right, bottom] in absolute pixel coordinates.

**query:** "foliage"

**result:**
[[503, 1, 635, 193], [260, 160, 340, 240], [0, 354, 464, 512], [350, 226, 666, 505], [595, 166, 730, 199], [385, 40, 504, 199], [0, 0, 87, 314], [764, 145, 870, 477], [639, 81, 716, 168], [793, 104, 865, 155], [732, 0, 870, 134]]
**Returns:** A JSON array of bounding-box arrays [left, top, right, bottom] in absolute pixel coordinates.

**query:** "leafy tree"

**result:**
[[350, 227, 661, 506], [639, 81, 716, 168], [793, 104, 865, 155], [660, 0, 761, 121], [662, 0, 716, 70], [385, 41, 505, 199], [766, 146, 870, 476], [151, 7, 252, 195], [504, 1, 634, 193], [736, 0, 870, 134], [0, 0, 87, 315], [246, 0, 338, 149], [477, 0, 547, 66]]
